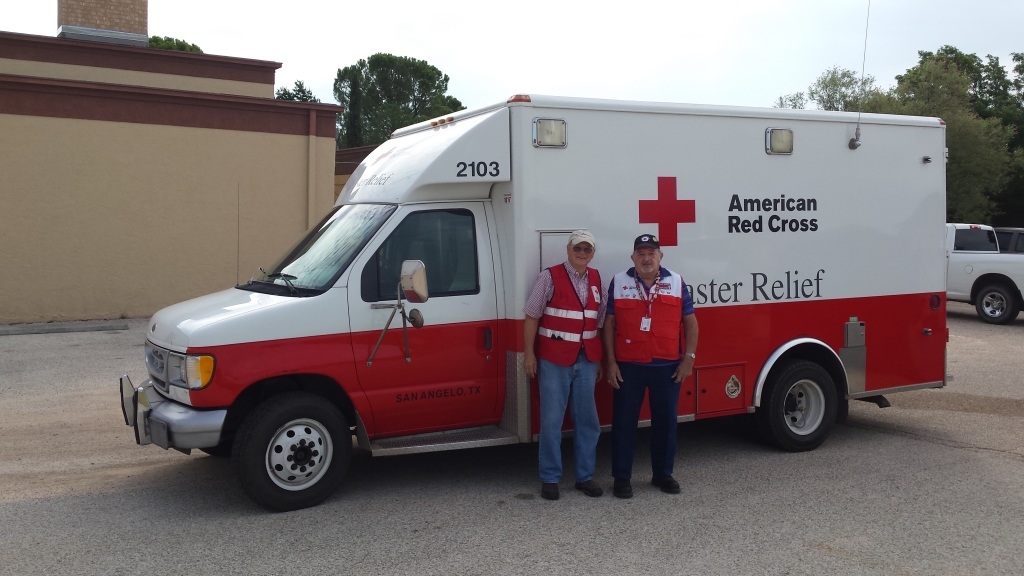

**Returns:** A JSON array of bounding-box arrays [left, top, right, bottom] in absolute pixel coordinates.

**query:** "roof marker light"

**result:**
[[446, 116, 454, 122], [430, 121, 438, 127], [438, 118, 446, 124], [507, 94, 532, 103], [938, 119, 946, 125]]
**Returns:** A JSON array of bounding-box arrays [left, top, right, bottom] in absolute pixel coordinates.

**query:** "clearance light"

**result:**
[[533, 118, 567, 148], [765, 128, 794, 155], [184, 355, 216, 389], [446, 116, 454, 122], [930, 294, 941, 310], [507, 94, 532, 103], [430, 121, 438, 127]]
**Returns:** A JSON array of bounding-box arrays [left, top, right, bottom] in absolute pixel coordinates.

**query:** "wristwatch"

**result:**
[[684, 352, 696, 360]]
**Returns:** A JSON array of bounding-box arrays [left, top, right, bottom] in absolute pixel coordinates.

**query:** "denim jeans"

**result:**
[[537, 355, 600, 483], [611, 361, 682, 480]]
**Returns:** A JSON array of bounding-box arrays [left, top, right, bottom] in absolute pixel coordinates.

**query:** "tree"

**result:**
[[344, 73, 363, 148], [333, 53, 466, 148], [275, 80, 321, 103], [773, 92, 807, 109], [807, 66, 877, 112], [148, 36, 202, 53]]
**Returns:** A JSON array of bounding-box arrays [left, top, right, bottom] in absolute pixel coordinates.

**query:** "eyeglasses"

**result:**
[[572, 245, 594, 254]]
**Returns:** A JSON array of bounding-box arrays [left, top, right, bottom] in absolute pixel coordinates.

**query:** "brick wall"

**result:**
[[58, 0, 148, 35]]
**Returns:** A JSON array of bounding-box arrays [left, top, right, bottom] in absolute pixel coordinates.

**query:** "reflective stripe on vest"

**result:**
[[543, 306, 599, 320], [538, 327, 599, 342]]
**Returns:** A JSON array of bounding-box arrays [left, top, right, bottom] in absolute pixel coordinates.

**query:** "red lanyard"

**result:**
[[634, 273, 661, 318]]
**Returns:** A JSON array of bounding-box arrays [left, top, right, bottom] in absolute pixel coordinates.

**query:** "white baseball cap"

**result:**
[[568, 229, 596, 248]]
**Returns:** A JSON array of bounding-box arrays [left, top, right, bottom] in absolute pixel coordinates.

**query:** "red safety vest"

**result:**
[[611, 269, 685, 363], [536, 264, 603, 367]]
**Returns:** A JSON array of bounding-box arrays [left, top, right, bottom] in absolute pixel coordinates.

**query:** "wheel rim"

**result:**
[[266, 418, 334, 491], [783, 379, 825, 436], [981, 292, 1006, 318]]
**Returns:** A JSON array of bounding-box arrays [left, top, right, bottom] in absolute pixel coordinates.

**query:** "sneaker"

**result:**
[[651, 475, 681, 494], [574, 479, 603, 497], [612, 479, 633, 499], [541, 482, 560, 500]]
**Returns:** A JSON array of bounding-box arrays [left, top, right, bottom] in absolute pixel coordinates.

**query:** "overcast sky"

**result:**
[[3, 0, 1021, 109]]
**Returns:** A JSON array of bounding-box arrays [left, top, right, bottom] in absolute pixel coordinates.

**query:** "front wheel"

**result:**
[[232, 393, 351, 511], [756, 360, 837, 452], [975, 284, 1020, 325]]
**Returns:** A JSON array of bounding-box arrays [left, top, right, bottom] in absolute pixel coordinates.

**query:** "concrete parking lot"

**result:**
[[0, 302, 1022, 575]]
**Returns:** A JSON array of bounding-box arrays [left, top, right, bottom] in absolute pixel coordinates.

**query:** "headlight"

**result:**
[[184, 355, 216, 389]]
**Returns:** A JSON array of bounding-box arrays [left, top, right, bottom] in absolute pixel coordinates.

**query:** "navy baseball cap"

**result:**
[[633, 234, 660, 250]]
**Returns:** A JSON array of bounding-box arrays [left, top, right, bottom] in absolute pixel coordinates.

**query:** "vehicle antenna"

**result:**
[[849, 0, 871, 150]]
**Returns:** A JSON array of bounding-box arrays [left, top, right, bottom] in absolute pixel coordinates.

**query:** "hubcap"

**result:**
[[783, 379, 825, 436], [266, 418, 333, 491], [982, 292, 1006, 318]]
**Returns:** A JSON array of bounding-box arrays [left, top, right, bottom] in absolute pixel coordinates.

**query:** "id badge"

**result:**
[[640, 317, 651, 332]]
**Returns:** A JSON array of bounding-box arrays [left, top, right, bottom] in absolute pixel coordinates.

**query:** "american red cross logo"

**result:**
[[638, 176, 695, 247]]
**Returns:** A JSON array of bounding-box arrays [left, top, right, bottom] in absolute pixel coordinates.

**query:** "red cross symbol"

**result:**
[[638, 177, 695, 247]]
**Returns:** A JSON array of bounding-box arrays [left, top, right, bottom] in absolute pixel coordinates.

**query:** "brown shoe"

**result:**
[[574, 479, 603, 497], [541, 482, 560, 500]]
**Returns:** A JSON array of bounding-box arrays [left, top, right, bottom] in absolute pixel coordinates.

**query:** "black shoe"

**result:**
[[612, 479, 633, 499], [574, 479, 603, 497], [541, 482, 560, 500], [651, 475, 681, 494]]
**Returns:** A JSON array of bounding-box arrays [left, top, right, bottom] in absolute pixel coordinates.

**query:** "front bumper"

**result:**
[[119, 375, 226, 451]]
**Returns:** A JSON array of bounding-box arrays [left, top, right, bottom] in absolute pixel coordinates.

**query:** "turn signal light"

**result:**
[[185, 355, 216, 389]]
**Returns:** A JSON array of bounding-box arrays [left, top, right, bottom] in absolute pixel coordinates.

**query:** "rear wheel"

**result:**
[[975, 284, 1020, 325], [232, 393, 351, 511], [756, 360, 837, 452]]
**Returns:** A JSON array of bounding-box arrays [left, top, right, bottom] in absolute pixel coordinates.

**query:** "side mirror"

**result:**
[[400, 260, 429, 303]]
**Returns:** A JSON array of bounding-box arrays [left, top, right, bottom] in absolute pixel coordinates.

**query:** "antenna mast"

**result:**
[[850, 0, 871, 150]]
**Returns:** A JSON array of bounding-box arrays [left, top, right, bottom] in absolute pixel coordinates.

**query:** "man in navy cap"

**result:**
[[603, 234, 699, 498]]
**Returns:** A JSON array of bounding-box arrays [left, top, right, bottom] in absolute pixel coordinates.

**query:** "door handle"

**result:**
[[484, 328, 492, 351]]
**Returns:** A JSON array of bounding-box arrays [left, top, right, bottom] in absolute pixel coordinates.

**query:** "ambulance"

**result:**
[[119, 95, 948, 511]]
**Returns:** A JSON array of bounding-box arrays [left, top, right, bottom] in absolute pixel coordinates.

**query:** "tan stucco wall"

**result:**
[[334, 174, 351, 201], [0, 113, 336, 324], [0, 58, 273, 98]]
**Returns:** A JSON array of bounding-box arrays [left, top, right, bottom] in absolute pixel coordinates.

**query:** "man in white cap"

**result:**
[[524, 230, 608, 500]]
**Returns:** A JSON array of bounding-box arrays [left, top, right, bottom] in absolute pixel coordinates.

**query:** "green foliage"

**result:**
[[148, 36, 202, 53], [773, 92, 807, 109], [345, 73, 363, 148], [275, 80, 321, 103], [807, 66, 878, 112], [333, 53, 466, 148]]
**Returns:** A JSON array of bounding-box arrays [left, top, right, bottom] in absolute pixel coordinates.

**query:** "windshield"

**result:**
[[240, 204, 395, 296]]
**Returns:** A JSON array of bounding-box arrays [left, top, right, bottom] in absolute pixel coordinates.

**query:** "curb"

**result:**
[[0, 320, 131, 336]]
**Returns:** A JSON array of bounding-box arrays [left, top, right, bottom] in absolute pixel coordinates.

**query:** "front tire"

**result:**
[[975, 284, 1020, 325], [756, 360, 837, 452], [232, 393, 351, 512]]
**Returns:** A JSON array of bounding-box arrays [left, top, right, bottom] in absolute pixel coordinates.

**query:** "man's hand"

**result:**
[[606, 361, 623, 389], [525, 351, 538, 379], [673, 356, 694, 383]]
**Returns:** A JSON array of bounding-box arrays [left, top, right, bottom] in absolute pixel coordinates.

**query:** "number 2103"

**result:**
[[456, 161, 499, 177]]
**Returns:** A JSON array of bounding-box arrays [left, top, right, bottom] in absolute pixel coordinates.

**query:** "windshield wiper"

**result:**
[[257, 268, 298, 295]]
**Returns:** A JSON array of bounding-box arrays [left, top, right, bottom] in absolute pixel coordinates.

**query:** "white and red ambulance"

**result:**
[[120, 95, 948, 511]]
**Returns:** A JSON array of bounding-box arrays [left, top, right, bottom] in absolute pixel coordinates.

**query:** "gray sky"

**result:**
[[3, 0, 1022, 109]]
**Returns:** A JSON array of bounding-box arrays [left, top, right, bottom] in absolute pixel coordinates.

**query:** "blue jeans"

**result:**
[[537, 355, 600, 484], [611, 362, 682, 480]]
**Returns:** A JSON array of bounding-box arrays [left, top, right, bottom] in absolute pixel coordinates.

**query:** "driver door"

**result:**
[[347, 202, 500, 437]]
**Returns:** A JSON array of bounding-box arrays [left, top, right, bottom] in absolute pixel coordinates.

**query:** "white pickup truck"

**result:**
[[946, 223, 1024, 324]]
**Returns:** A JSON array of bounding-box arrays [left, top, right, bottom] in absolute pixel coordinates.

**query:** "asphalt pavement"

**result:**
[[0, 302, 1021, 575]]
